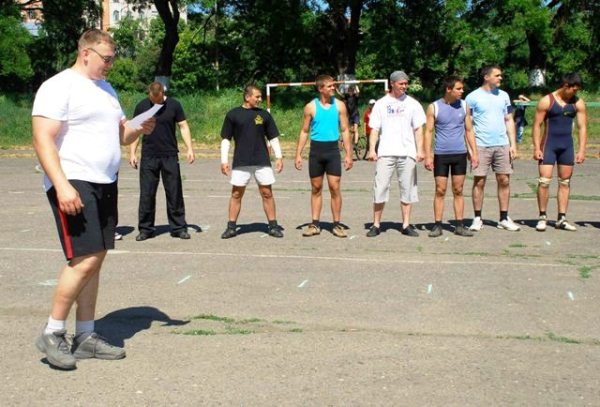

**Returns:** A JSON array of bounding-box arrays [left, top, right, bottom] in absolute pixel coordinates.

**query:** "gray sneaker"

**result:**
[[36, 328, 77, 370], [72, 333, 126, 360], [428, 224, 443, 238], [454, 224, 474, 237]]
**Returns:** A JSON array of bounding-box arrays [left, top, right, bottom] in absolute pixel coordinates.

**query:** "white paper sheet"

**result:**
[[128, 104, 163, 129]]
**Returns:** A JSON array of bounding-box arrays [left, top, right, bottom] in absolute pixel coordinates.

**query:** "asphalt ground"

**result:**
[[1, 155, 600, 406]]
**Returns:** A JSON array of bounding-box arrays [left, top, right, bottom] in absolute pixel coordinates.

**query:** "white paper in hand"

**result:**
[[129, 104, 163, 130]]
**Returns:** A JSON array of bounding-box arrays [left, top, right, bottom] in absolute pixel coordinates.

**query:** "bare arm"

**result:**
[[128, 136, 140, 169], [423, 104, 435, 170], [575, 99, 587, 164], [32, 116, 84, 216], [464, 104, 478, 169], [178, 120, 195, 164], [505, 112, 517, 159], [295, 103, 313, 170], [532, 96, 550, 160], [337, 100, 353, 171], [120, 117, 155, 146]]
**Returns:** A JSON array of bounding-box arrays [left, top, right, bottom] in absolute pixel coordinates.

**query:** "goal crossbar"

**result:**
[[265, 79, 388, 112]]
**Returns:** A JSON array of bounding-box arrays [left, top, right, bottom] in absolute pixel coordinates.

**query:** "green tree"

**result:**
[[0, 4, 33, 90]]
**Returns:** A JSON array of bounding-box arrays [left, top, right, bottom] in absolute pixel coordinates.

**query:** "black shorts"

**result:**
[[309, 141, 342, 178], [47, 180, 117, 260], [433, 153, 468, 177]]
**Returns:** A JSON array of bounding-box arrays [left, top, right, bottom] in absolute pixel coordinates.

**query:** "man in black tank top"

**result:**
[[531, 73, 587, 232]]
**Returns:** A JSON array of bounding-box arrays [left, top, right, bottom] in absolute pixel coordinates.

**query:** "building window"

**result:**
[[113, 11, 120, 22]]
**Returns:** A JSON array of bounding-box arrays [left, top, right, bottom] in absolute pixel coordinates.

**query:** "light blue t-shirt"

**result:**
[[465, 87, 513, 147]]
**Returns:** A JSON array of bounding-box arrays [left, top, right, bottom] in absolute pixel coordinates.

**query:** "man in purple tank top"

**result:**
[[424, 75, 479, 237]]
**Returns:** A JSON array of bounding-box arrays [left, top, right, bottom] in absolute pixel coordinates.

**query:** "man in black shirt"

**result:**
[[220, 85, 284, 239], [129, 82, 195, 241]]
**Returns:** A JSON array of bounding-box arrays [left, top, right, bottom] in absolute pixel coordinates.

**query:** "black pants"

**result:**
[[138, 155, 186, 234]]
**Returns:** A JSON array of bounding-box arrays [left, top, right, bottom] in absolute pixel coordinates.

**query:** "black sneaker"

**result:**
[[268, 224, 284, 238], [221, 226, 237, 239], [171, 230, 191, 239], [366, 225, 380, 237], [401, 225, 419, 237], [135, 232, 153, 242], [428, 224, 443, 238]]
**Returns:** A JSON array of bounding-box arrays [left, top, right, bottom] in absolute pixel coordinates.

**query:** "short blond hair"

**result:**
[[315, 74, 334, 90], [78, 29, 115, 51]]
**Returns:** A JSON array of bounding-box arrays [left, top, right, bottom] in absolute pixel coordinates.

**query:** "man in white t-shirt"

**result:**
[[366, 70, 426, 237], [32, 29, 155, 370]]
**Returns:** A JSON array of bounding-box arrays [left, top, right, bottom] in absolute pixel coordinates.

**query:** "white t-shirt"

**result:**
[[369, 93, 426, 158], [32, 69, 125, 191]]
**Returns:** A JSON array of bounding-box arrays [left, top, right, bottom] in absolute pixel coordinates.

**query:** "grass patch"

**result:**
[[176, 314, 302, 337], [288, 328, 303, 333], [568, 254, 599, 260], [578, 265, 593, 279], [192, 314, 235, 323], [508, 243, 527, 248], [182, 329, 217, 336], [224, 326, 254, 335], [546, 331, 581, 344], [569, 195, 600, 201]]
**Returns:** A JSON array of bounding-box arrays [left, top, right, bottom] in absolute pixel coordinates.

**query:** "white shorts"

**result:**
[[230, 166, 275, 187], [373, 156, 418, 204]]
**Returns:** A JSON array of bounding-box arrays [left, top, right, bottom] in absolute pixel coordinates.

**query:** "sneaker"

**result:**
[[171, 230, 191, 239], [302, 224, 321, 237], [72, 332, 126, 360], [555, 217, 577, 231], [221, 226, 237, 239], [428, 224, 443, 238], [454, 224, 473, 237], [401, 225, 419, 237], [135, 232, 153, 241], [114, 231, 123, 240], [366, 225, 380, 237], [35, 328, 77, 370], [497, 216, 521, 231], [268, 224, 284, 238], [535, 215, 547, 232], [332, 224, 347, 238], [469, 216, 483, 231]]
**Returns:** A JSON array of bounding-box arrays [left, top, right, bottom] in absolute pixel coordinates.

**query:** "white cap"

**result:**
[[368, 99, 376, 104]]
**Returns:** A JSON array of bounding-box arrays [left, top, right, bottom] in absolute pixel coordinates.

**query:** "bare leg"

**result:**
[[496, 173, 511, 212], [228, 186, 246, 222], [327, 174, 342, 222], [451, 174, 466, 221], [310, 176, 324, 221], [537, 164, 554, 213], [259, 184, 276, 221], [557, 164, 574, 214], [51, 251, 107, 321], [401, 202, 412, 228], [472, 176, 487, 213], [433, 176, 448, 222], [373, 202, 385, 227]]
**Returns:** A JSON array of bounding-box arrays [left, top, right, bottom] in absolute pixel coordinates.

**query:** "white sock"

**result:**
[[75, 320, 95, 338], [45, 317, 66, 334]]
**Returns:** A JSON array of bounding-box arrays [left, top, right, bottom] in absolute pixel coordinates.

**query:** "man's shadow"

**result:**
[[95, 306, 189, 347], [236, 222, 279, 235], [116, 224, 203, 238]]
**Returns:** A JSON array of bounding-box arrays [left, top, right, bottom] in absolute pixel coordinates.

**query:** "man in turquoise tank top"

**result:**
[[295, 74, 353, 237]]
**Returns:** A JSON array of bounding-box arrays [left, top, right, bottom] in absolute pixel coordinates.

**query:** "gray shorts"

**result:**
[[472, 145, 513, 176], [373, 156, 418, 204]]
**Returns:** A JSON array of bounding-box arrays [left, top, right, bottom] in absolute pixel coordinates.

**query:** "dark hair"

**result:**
[[480, 64, 501, 81], [148, 81, 165, 96], [561, 72, 583, 88], [442, 75, 464, 93], [243, 84, 261, 100]]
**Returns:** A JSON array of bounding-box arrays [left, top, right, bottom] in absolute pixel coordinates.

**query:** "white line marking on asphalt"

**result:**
[[349, 235, 357, 240], [9, 191, 24, 194], [0, 247, 569, 268], [444, 237, 449, 242], [427, 284, 433, 294], [298, 279, 309, 288], [20, 229, 31, 233], [545, 241, 552, 246], [567, 291, 575, 301], [178, 275, 191, 284], [38, 279, 58, 286], [260, 234, 268, 238], [200, 224, 211, 231], [207, 195, 230, 198], [111, 250, 130, 254]]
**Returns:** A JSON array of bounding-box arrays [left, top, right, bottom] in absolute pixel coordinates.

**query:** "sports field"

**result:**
[[1, 155, 599, 406]]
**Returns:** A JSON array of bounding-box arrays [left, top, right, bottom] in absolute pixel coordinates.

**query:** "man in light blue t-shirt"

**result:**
[[465, 65, 519, 232]]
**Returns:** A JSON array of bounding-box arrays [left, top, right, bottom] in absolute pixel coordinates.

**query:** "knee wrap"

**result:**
[[537, 177, 551, 188], [558, 178, 570, 186]]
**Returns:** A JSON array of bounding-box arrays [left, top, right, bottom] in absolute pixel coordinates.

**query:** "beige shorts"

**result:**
[[373, 156, 418, 204], [230, 166, 275, 186], [472, 145, 513, 176]]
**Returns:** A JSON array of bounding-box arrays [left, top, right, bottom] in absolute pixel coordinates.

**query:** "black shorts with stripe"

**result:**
[[47, 180, 117, 260]]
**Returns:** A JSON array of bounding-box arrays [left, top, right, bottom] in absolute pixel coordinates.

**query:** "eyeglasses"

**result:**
[[87, 48, 116, 64]]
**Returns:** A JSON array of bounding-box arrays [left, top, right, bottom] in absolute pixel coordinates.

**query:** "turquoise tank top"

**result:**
[[310, 98, 340, 142]]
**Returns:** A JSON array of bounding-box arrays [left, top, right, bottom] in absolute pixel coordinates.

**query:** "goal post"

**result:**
[[265, 79, 389, 112]]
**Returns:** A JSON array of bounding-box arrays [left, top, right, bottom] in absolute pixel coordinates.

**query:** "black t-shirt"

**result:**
[[220, 106, 279, 168], [134, 97, 186, 157]]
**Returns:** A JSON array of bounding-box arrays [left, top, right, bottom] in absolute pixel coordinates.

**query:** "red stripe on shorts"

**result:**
[[58, 209, 74, 259]]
